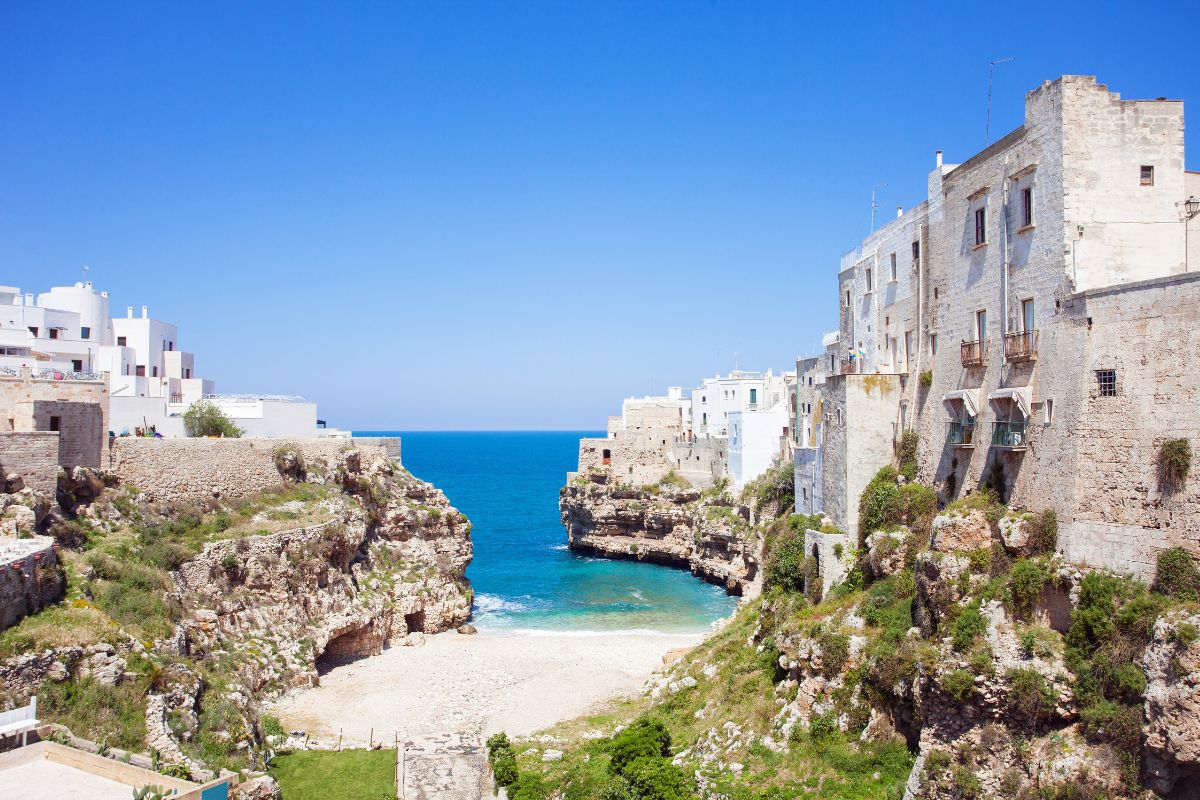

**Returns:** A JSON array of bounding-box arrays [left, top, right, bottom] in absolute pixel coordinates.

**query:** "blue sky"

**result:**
[[2, 2, 1197, 429]]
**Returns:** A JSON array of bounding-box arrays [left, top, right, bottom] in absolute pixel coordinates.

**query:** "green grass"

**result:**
[[271, 749, 397, 800]]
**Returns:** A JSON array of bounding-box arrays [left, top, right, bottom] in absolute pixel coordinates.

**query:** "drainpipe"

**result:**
[[911, 223, 925, 430], [1001, 155, 1011, 343]]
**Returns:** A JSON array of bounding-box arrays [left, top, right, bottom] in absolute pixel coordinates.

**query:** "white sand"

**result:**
[[269, 630, 702, 747]]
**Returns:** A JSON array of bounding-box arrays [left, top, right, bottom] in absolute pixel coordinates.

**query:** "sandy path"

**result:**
[[268, 630, 702, 747]]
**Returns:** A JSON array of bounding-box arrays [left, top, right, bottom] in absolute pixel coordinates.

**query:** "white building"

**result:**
[[0, 280, 334, 439], [690, 370, 792, 439]]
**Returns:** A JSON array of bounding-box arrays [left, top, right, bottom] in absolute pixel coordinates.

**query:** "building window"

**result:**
[[71, 359, 83, 371], [1096, 369, 1117, 397], [48, 328, 59, 340], [117, 336, 127, 346], [890, 252, 897, 281], [1044, 398, 1054, 425], [930, 333, 938, 354], [152, 366, 158, 377], [28, 326, 38, 337], [49, 416, 61, 432], [1140, 165, 1154, 186], [865, 268, 873, 292], [136, 365, 146, 377], [912, 240, 920, 262], [750, 388, 757, 405], [81, 326, 91, 339], [975, 309, 988, 342], [185, 368, 191, 378], [974, 207, 987, 245], [1022, 187, 1033, 227]]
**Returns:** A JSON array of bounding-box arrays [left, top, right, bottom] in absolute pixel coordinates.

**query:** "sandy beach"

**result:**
[[269, 629, 703, 747]]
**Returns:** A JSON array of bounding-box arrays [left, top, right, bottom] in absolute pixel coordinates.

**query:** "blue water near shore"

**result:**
[[354, 431, 737, 633]]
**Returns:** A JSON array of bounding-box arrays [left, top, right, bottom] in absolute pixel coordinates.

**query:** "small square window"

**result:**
[[1140, 165, 1154, 186], [81, 326, 91, 339], [117, 336, 127, 346], [1096, 369, 1117, 397]]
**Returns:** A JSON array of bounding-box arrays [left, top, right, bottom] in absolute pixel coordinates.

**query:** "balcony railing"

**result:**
[[840, 357, 861, 375], [991, 420, 1029, 450], [960, 339, 989, 368], [945, 421, 977, 447], [1004, 330, 1039, 362], [170, 393, 184, 404]]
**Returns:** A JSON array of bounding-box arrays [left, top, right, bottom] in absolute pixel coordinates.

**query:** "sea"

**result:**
[[354, 431, 738, 634]]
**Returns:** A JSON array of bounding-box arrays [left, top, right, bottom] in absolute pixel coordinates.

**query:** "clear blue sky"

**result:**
[[3, 2, 1197, 429]]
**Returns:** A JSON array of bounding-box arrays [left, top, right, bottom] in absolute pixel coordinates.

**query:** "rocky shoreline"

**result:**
[[559, 474, 763, 597]]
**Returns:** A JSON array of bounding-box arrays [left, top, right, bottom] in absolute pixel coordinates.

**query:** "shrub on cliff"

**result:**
[[609, 719, 671, 776], [620, 757, 691, 800], [1158, 437, 1191, 491], [896, 430, 919, 481], [766, 530, 807, 593], [858, 467, 902, 542], [743, 462, 795, 514], [1153, 546, 1200, 602], [183, 401, 243, 438], [1005, 668, 1058, 728]]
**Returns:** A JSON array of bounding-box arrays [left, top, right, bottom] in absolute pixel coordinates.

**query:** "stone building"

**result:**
[[823, 75, 1200, 578], [0, 366, 108, 497]]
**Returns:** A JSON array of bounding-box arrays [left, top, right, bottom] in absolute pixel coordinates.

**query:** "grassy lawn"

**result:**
[[271, 749, 397, 800]]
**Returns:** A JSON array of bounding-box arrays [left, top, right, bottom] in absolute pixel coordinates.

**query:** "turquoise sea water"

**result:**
[[355, 431, 738, 633]]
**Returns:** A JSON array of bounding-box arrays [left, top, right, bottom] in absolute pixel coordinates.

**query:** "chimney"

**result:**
[[936, 150, 943, 167], [24, 294, 33, 306], [141, 305, 148, 319], [127, 306, 133, 318], [896, 206, 903, 218]]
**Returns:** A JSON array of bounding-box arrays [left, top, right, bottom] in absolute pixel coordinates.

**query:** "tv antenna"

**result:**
[[81, 264, 89, 281], [986, 57, 1015, 146], [869, 183, 887, 232]]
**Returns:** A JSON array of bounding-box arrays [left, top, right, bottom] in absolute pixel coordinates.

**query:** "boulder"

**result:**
[[456, 624, 477, 635], [930, 510, 993, 553], [998, 515, 1033, 556], [238, 775, 282, 800], [866, 530, 910, 578]]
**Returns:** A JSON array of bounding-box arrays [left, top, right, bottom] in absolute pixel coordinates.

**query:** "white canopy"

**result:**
[[988, 386, 1033, 419], [942, 389, 981, 419]]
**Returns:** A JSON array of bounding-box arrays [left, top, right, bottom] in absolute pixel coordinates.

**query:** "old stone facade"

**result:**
[[818, 75, 1200, 578], [0, 432, 61, 499], [0, 367, 108, 469]]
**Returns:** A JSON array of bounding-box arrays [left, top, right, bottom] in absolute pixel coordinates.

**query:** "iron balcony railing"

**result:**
[[1004, 330, 1039, 362], [33, 369, 103, 382], [960, 339, 989, 368], [945, 421, 977, 447], [991, 420, 1029, 449]]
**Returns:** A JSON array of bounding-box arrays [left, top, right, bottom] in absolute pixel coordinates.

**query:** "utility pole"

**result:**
[[986, 57, 1015, 146]]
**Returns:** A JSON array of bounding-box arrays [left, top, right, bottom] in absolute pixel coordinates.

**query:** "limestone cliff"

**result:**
[[559, 474, 761, 595], [0, 442, 472, 786]]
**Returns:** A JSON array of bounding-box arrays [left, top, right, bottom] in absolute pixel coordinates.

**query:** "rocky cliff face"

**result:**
[[0, 444, 472, 787], [559, 475, 760, 595]]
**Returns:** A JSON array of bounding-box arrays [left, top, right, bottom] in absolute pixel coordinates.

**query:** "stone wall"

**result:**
[[106, 437, 393, 502], [0, 371, 108, 469], [670, 438, 727, 489], [0, 432, 61, 498], [0, 535, 64, 630]]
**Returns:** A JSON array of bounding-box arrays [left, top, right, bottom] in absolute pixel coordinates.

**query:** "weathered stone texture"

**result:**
[[0, 535, 64, 630], [107, 437, 390, 502], [0, 432, 60, 499]]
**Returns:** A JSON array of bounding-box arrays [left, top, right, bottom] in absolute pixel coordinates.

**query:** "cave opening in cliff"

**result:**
[[405, 611, 425, 634], [316, 626, 382, 675]]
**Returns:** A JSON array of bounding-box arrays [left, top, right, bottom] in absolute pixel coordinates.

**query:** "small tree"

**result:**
[[1159, 438, 1192, 492], [182, 401, 243, 438]]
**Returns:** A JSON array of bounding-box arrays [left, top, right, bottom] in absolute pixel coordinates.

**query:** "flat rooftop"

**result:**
[[0, 757, 134, 800]]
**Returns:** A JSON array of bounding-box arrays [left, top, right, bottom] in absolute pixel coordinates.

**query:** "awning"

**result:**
[[988, 386, 1033, 418], [942, 389, 980, 419]]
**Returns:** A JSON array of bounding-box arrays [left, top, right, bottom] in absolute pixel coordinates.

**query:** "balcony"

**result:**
[[991, 420, 1029, 450], [960, 339, 989, 368], [945, 421, 977, 448], [840, 357, 861, 375], [1004, 330, 1039, 363]]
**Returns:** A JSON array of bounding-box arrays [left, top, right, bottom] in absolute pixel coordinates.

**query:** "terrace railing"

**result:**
[[991, 420, 1029, 449], [1004, 330, 1039, 362], [960, 339, 989, 368], [945, 421, 977, 447]]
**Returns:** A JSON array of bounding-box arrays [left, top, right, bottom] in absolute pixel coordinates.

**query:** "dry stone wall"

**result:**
[[107, 437, 394, 502], [0, 433, 60, 499]]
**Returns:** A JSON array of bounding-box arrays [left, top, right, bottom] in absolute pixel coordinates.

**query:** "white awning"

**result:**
[[988, 386, 1033, 418], [942, 389, 980, 418], [821, 330, 841, 348]]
